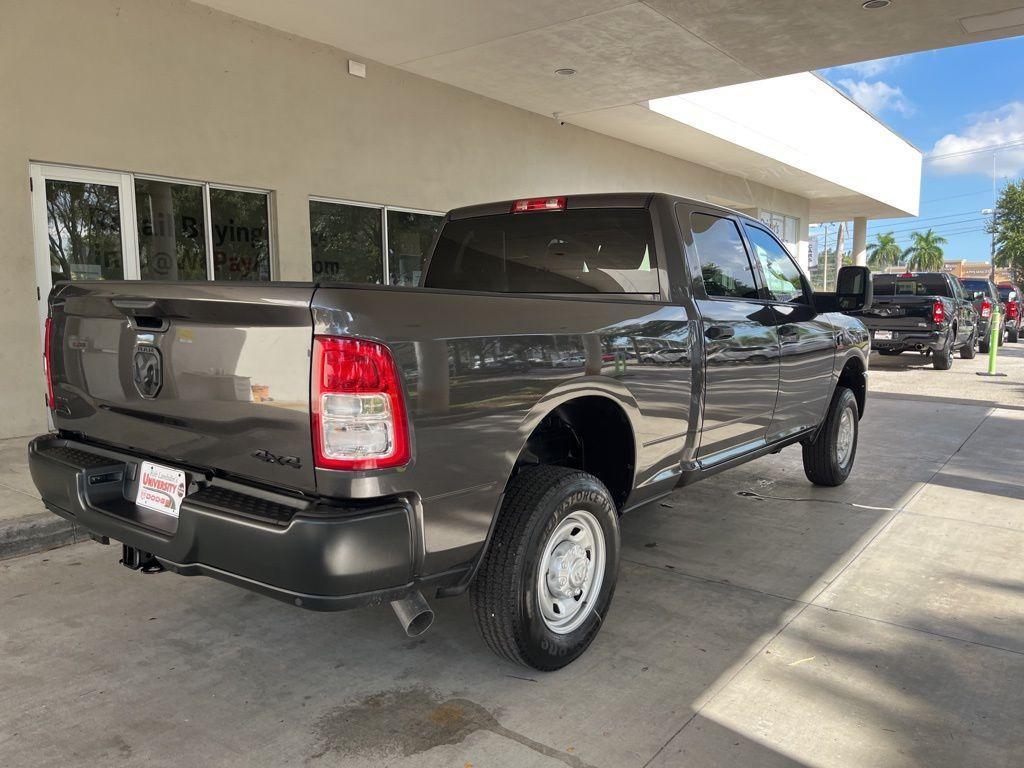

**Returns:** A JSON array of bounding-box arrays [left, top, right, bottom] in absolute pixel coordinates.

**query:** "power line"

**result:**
[[874, 217, 987, 236], [865, 208, 984, 231], [925, 137, 1024, 161], [921, 188, 992, 204]]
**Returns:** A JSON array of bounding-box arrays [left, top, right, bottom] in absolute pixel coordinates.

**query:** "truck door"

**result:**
[[742, 222, 836, 441], [680, 207, 781, 461]]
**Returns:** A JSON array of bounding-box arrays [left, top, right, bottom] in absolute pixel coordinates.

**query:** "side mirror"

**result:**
[[836, 265, 872, 312]]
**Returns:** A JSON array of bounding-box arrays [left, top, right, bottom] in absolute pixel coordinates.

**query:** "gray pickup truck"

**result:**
[[30, 193, 871, 670]]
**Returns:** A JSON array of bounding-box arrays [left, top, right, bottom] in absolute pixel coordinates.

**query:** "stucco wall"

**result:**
[[0, 0, 810, 439]]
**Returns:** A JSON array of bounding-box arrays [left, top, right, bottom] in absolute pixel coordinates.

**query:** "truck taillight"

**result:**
[[1007, 301, 1018, 320], [43, 317, 55, 411], [981, 298, 992, 319], [932, 299, 945, 324], [311, 336, 410, 470]]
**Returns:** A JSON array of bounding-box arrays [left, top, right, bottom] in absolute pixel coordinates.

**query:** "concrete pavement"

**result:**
[[0, 436, 79, 560], [1, 397, 1022, 767]]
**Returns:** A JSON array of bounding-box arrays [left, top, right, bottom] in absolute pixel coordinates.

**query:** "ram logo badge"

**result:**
[[132, 345, 163, 399]]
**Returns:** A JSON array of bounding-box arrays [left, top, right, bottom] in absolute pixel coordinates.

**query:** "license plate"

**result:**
[[135, 461, 187, 518], [874, 331, 893, 341]]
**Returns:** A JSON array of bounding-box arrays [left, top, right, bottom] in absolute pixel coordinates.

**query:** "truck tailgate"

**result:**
[[860, 295, 937, 330], [48, 282, 317, 493]]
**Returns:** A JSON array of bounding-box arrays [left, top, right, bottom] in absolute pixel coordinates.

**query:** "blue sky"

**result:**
[[815, 35, 1024, 262]]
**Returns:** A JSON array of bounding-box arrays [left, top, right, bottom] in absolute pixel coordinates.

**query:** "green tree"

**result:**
[[902, 229, 948, 271], [992, 179, 1024, 284], [866, 232, 902, 269]]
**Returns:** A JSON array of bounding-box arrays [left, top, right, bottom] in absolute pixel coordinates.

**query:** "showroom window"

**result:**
[[309, 199, 443, 286], [310, 199, 383, 283], [758, 211, 799, 256], [31, 164, 274, 291], [135, 178, 207, 281], [210, 187, 272, 281], [387, 208, 443, 286]]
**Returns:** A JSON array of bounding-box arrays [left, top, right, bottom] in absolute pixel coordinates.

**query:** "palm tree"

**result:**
[[866, 232, 902, 269], [902, 229, 948, 271]]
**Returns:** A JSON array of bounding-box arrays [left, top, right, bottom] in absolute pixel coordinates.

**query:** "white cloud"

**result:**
[[837, 79, 914, 117], [832, 55, 906, 78], [928, 102, 1024, 178]]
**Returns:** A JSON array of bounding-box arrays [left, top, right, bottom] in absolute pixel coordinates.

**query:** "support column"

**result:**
[[853, 217, 868, 267]]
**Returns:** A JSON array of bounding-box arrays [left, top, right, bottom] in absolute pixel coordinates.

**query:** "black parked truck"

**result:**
[[30, 193, 871, 670], [862, 271, 978, 369], [960, 277, 1006, 352]]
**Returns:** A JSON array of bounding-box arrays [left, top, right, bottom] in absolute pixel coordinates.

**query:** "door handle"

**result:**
[[705, 325, 734, 340], [779, 324, 800, 340]]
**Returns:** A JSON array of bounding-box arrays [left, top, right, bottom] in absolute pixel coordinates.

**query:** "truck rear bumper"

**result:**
[[871, 329, 945, 351], [28, 434, 417, 611]]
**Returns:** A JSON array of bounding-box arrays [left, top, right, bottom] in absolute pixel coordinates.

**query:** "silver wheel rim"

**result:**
[[536, 510, 605, 635], [836, 407, 855, 468]]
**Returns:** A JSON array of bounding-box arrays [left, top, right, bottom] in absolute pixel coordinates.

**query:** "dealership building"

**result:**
[[9, 0, 1022, 441]]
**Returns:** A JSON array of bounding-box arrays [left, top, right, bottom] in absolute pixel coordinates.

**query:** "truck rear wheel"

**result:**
[[802, 387, 859, 487], [469, 465, 620, 671], [933, 331, 954, 370], [960, 329, 977, 359]]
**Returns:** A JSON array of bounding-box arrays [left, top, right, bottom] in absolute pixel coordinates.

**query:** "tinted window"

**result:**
[[425, 209, 658, 294], [873, 274, 952, 297], [387, 210, 443, 286], [998, 285, 1017, 301], [45, 179, 123, 282], [310, 200, 383, 283], [209, 188, 271, 281], [135, 179, 207, 281], [688, 213, 759, 299], [744, 224, 807, 304]]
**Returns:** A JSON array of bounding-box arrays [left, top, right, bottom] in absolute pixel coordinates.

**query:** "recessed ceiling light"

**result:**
[[862, 0, 891, 8], [554, 68, 576, 77]]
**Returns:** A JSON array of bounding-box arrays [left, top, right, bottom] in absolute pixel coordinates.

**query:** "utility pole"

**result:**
[[832, 221, 845, 289], [820, 222, 830, 291], [985, 208, 997, 281]]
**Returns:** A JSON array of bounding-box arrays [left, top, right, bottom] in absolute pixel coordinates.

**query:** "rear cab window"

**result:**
[[959, 279, 992, 300], [424, 208, 659, 295], [873, 274, 952, 297]]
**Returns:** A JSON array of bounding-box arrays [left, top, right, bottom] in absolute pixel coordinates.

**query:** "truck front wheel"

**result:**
[[470, 465, 620, 671], [802, 387, 859, 487]]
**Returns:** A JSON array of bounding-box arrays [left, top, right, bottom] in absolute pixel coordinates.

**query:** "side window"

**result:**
[[744, 224, 809, 305], [688, 213, 760, 300]]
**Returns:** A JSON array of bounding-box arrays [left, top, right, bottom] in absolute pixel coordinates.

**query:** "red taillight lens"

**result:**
[[511, 196, 566, 213], [932, 299, 945, 324], [43, 317, 56, 411], [1006, 301, 1018, 320], [311, 336, 410, 470], [981, 298, 992, 319]]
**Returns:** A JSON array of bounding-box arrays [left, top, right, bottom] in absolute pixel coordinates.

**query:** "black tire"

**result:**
[[802, 387, 859, 487], [960, 329, 977, 359], [979, 334, 990, 354], [877, 349, 902, 356], [1009, 325, 1020, 343], [933, 330, 954, 370], [470, 465, 620, 671], [998, 323, 1005, 347]]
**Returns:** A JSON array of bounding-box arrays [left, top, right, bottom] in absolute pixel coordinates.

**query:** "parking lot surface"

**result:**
[[2, 395, 1023, 768]]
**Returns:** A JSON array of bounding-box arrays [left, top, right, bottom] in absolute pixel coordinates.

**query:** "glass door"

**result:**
[[29, 164, 138, 420]]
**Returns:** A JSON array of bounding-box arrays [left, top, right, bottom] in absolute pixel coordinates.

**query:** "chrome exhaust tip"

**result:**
[[391, 590, 434, 637]]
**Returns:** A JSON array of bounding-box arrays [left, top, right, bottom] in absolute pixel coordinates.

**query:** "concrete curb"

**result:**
[[0, 512, 80, 561]]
